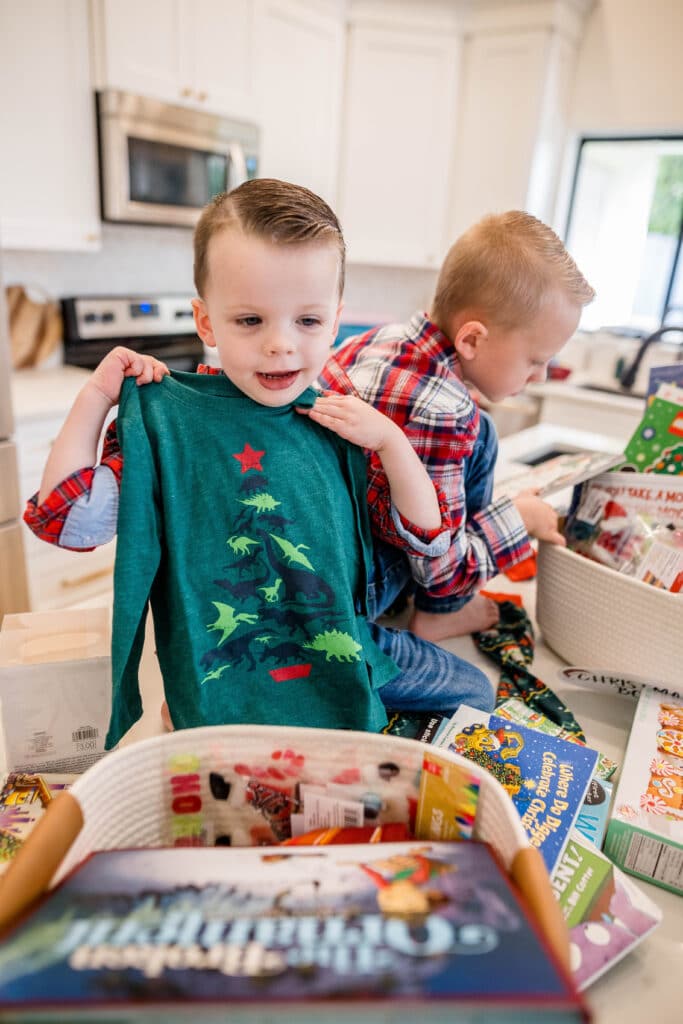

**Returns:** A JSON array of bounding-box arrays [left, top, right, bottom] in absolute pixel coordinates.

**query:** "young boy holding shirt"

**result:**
[[25, 179, 492, 747], [320, 211, 595, 642]]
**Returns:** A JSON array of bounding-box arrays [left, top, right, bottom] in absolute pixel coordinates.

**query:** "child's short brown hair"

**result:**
[[194, 178, 346, 298], [431, 210, 595, 333]]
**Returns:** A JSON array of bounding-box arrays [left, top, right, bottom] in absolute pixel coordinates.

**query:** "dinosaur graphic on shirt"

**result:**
[[268, 534, 315, 571], [227, 535, 260, 557], [207, 602, 259, 645], [303, 630, 362, 663]]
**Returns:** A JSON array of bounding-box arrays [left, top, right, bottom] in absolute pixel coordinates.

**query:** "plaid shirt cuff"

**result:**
[[23, 468, 98, 550]]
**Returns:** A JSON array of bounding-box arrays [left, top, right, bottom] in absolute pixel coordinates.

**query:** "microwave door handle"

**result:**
[[227, 143, 248, 189]]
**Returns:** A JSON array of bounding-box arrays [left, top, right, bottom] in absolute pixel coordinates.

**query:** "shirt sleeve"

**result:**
[[22, 418, 123, 551], [399, 420, 533, 597]]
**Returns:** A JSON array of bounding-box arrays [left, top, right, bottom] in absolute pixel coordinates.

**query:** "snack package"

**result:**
[[566, 483, 655, 572], [626, 525, 683, 592]]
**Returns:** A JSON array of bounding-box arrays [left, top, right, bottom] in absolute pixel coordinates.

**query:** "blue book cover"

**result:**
[[646, 363, 683, 402], [436, 707, 599, 875], [0, 843, 587, 1021]]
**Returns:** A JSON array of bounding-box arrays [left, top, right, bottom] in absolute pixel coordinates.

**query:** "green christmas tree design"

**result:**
[[199, 441, 361, 688]]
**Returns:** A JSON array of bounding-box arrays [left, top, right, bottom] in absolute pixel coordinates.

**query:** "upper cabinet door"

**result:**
[[255, 0, 345, 205], [0, 0, 101, 251], [338, 18, 461, 268], [93, 0, 186, 104], [93, 0, 258, 117], [184, 0, 257, 119]]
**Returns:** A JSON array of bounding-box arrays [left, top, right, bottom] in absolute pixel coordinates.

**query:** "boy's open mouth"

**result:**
[[257, 370, 300, 390]]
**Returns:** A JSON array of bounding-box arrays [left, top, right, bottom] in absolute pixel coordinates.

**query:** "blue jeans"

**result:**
[[371, 620, 494, 715], [367, 410, 498, 617]]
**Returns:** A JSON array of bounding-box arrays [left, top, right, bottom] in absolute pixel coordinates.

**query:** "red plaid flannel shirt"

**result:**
[[319, 313, 532, 598]]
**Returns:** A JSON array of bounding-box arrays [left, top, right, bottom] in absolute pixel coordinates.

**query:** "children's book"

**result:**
[[493, 449, 623, 501], [622, 382, 683, 474], [0, 772, 77, 875], [383, 709, 447, 744], [567, 469, 683, 532], [604, 687, 683, 896], [646, 364, 683, 403], [552, 828, 662, 990], [0, 841, 588, 1022], [435, 706, 599, 875]]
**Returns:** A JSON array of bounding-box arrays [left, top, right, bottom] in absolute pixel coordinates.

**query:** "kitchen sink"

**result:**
[[579, 383, 645, 400]]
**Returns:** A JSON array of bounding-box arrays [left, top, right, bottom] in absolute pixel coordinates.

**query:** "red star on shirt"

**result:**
[[233, 443, 265, 473]]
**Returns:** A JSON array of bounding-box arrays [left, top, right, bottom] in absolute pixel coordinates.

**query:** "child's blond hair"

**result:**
[[431, 211, 595, 333], [194, 178, 346, 298]]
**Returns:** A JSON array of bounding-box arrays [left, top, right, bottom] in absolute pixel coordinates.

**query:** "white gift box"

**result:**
[[0, 608, 111, 773]]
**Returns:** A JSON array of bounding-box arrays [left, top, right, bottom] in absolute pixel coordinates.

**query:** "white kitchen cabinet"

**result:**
[[92, 0, 257, 119], [447, 0, 592, 237], [254, 0, 345, 205], [337, 3, 461, 268], [0, 0, 101, 251], [11, 368, 116, 612]]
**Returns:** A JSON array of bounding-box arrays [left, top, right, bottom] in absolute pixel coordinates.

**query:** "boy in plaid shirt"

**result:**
[[320, 211, 595, 642]]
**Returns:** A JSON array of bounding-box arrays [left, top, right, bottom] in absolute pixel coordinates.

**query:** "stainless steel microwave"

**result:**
[[96, 89, 259, 227]]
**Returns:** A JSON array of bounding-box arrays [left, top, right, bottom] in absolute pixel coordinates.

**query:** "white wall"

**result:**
[[2, 225, 437, 323]]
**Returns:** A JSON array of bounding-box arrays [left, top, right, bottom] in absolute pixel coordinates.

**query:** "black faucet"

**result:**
[[618, 324, 683, 391]]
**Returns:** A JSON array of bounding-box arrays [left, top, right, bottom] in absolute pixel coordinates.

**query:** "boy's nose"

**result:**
[[265, 332, 295, 355]]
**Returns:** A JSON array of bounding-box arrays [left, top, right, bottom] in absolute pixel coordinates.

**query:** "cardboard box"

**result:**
[[604, 687, 683, 895], [0, 609, 111, 774]]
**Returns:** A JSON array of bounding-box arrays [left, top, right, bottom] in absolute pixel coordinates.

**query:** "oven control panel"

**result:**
[[62, 295, 196, 341]]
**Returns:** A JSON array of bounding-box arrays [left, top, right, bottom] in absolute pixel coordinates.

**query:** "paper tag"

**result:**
[[557, 666, 682, 702], [301, 793, 365, 833], [635, 538, 683, 591], [415, 752, 480, 841]]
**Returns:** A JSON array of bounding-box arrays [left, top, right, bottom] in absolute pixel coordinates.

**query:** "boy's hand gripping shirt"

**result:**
[[106, 372, 398, 746], [319, 313, 533, 598]]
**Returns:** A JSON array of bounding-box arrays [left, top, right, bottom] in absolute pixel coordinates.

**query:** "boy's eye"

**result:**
[[299, 316, 322, 328], [236, 316, 261, 327]]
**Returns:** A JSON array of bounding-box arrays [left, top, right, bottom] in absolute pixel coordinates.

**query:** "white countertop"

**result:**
[[527, 378, 645, 413], [10, 365, 91, 423]]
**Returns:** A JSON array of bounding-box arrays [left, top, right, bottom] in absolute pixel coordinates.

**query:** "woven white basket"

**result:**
[[54, 724, 529, 885], [537, 541, 683, 688]]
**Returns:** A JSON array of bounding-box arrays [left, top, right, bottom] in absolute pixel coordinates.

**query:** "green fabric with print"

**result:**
[[106, 371, 398, 748]]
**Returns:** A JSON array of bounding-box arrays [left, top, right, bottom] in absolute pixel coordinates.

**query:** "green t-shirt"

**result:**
[[106, 371, 398, 747]]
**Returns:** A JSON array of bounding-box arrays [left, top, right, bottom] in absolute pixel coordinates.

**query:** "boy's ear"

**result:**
[[192, 298, 216, 348], [452, 320, 487, 362]]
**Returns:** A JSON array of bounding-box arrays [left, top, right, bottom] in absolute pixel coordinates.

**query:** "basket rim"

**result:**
[[537, 540, 682, 605]]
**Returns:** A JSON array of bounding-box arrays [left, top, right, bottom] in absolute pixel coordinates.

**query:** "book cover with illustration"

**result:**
[[435, 706, 599, 874], [0, 842, 588, 1022], [494, 449, 623, 501], [552, 828, 662, 990], [622, 382, 683, 474], [604, 687, 683, 895], [0, 772, 77, 874]]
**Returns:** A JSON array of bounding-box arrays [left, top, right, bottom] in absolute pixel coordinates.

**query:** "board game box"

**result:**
[[604, 687, 683, 895]]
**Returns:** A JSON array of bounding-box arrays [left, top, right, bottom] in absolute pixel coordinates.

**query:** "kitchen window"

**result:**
[[564, 136, 683, 333]]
